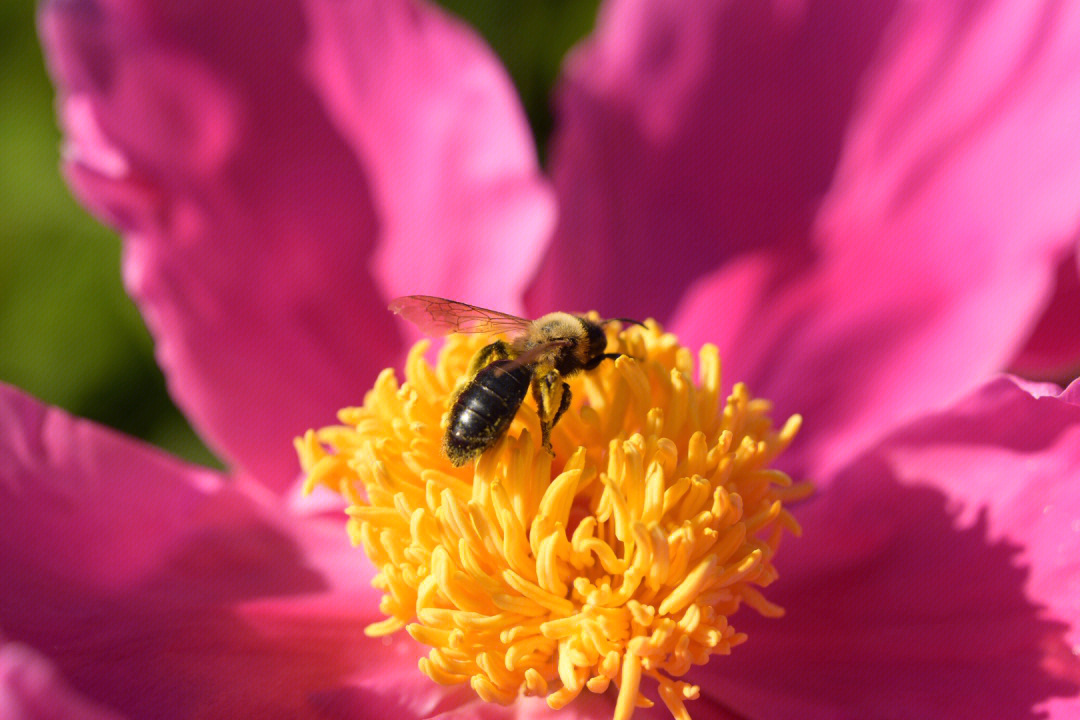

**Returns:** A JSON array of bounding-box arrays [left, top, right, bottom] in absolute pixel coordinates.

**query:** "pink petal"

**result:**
[[302, 0, 556, 315], [1010, 249, 1080, 381], [429, 694, 616, 720], [38, 0, 389, 493], [39, 0, 552, 493], [671, 0, 1080, 482], [0, 643, 125, 720], [527, 0, 896, 320], [0, 382, 430, 719], [692, 375, 1080, 719]]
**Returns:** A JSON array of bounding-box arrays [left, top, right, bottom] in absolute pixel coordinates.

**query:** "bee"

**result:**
[[389, 295, 642, 466]]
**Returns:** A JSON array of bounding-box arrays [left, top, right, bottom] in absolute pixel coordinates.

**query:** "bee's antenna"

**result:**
[[605, 317, 646, 328]]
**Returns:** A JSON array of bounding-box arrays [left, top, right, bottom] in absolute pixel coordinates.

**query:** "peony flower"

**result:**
[[4, 0, 1079, 718]]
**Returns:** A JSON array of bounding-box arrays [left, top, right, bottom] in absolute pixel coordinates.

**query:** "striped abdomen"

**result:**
[[444, 359, 531, 466]]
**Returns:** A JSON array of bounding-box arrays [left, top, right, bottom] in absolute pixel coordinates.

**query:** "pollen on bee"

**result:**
[[296, 321, 810, 720]]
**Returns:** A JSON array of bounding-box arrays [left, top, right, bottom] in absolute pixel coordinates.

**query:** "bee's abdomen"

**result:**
[[444, 360, 531, 466]]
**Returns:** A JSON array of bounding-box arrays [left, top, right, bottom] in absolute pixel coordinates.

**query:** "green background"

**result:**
[[0, 1, 598, 469]]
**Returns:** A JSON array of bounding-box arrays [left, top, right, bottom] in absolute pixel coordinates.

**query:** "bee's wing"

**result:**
[[388, 295, 534, 336], [493, 339, 575, 375]]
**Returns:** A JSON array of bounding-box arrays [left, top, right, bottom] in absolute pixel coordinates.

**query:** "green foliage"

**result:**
[[0, 1, 219, 467]]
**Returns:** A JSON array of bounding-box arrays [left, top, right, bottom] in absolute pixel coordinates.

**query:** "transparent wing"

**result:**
[[493, 339, 575, 375], [388, 295, 534, 336]]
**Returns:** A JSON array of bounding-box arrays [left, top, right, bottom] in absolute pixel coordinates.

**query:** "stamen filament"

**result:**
[[298, 321, 806, 720]]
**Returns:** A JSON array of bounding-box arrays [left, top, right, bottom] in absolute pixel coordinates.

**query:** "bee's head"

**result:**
[[584, 320, 608, 362], [587, 316, 645, 361]]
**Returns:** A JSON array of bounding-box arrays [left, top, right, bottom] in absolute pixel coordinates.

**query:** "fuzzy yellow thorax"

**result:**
[[296, 321, 809, 720]]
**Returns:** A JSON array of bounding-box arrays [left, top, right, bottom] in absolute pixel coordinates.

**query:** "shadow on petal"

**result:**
[[693, 461, 1079, 720], [1010, 248, 1080, 383], [3, 516, 383, 720], [308, 684, 479, 720]]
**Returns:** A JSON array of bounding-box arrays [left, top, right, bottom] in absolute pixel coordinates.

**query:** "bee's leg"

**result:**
[[465, 340, 512, 379], [551, 381, 572, 432], [448, 340, 512, 406], [584, 352, 624, 371], [532, 372, 571, 454]]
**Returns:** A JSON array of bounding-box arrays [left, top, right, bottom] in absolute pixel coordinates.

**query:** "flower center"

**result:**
[[297, 321, 809, 720]]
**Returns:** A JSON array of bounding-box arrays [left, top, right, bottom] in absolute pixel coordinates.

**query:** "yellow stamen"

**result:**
[[297, 320, 807, 720]]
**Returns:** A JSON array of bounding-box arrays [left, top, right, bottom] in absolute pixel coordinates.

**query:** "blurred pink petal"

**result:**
[[527, 0, 895, 320], [0, 643, 125, 720], [38, 0, 388, 494], [39, 0, 552, 493], [692, 375, 1080, 719], [0, 382, 435, 719], [303, 0, 555, 314], [669, 0, 1080, 481], [1011, 249, 1080, 380]]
